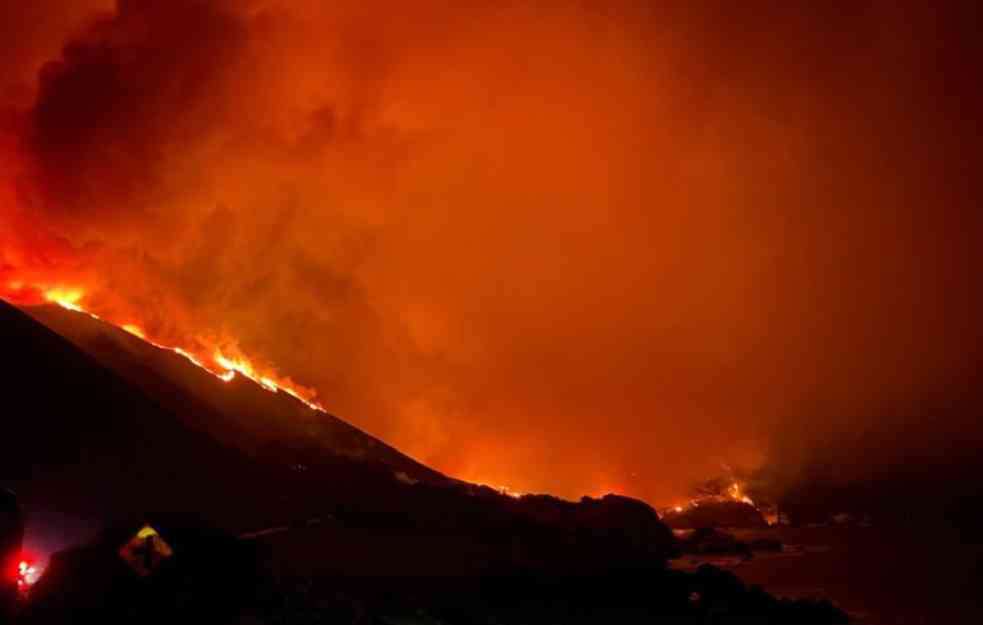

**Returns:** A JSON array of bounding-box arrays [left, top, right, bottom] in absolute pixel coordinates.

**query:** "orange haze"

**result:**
[[1, 1, 981, 504]]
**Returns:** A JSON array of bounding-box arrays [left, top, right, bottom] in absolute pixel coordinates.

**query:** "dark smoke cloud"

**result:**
[[1, 0, 981, 503], [30, 0, 247, 224]]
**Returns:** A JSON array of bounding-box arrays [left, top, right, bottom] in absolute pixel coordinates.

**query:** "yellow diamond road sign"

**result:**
[[119, 525, 174, 577]]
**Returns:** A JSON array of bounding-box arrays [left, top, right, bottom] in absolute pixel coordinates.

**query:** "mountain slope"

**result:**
[[3, 300, 854, 625], [0, 300, 287, 552], [3, 300, 675, 570], [24, 303, 445, 485]]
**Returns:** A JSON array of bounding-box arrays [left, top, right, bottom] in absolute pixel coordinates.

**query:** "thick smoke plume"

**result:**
[[2, 1, 981, 503]]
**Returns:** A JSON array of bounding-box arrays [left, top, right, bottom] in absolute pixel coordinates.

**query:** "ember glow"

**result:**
[[487, 484, 524, 499]]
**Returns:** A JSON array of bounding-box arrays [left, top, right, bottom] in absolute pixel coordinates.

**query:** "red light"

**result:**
[[13, 556, 40, 591]]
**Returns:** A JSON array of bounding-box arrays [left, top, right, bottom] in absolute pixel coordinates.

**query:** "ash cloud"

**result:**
[[1, 0, 981, 504]]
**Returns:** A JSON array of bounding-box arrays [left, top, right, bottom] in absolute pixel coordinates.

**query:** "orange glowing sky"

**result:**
[[1, 1, 981, 504]]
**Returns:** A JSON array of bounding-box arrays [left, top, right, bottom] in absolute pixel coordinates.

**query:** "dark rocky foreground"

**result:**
[[16, 517, 848, 625], [1, 301, 848, 623], [721, 525, 983, 625], [663, 501, 768, 530]]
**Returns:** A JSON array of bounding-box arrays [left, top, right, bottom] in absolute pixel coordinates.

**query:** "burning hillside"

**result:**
[[2, 298, 853, 624], [672, 480, 755, 512], [1, 1, 981, 621], [16, 297, 446, 490], [3, 282, 325, 411], [0, 297, 623, 561], [5, 276, 539, 498], [10, 282, 326, 412], [661, 477, 772, 530]]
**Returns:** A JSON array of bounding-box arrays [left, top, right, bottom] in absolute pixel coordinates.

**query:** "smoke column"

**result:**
[[2, 1, 981, 503]]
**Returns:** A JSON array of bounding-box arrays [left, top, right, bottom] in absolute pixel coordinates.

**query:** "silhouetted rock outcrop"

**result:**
[[680, 527, 752, 557], [22, 520, 258, 625], [512, 493, 678, 560], [690, 564, 849, 624], [665, 500, 768, 529], [22, 522, 849, 625]]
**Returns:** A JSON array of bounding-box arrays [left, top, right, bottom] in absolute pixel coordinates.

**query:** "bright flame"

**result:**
[[3, 284, 331, 415], [122, 324, 146, 338], [214, 350, 280, 392], [665, 481, 756, 517], [728, 482, 754, 507], [43, 287, 86, 312]]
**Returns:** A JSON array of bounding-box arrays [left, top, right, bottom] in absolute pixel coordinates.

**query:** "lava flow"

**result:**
[[2, 284, 327, 414]]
